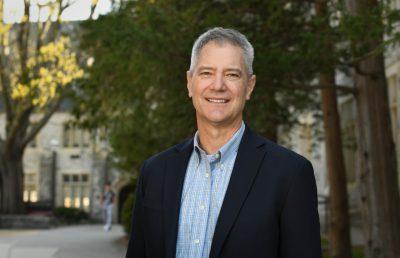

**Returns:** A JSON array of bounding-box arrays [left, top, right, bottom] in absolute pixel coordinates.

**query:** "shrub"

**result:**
[[121, 194, 135, 235], [53, 207, 89, 224]]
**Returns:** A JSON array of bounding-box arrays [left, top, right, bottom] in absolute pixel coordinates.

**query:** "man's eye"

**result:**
[[227, 73, 239, 78], [200, 71, 211, 76]]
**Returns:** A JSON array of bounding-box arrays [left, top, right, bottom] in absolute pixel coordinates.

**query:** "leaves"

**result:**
[[10, 36, 83, 107], [75, 0, 400, 171], [74, 0, 321, 171]]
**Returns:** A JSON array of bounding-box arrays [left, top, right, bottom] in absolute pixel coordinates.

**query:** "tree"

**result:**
[[343, 0, 400, 257], [304, 1, 400, 256], [315, 1, 352, 257], [0, 1, 85, 214], [75, 0, 319, 172]]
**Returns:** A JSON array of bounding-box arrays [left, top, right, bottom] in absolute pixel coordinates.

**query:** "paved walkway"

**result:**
[[0, 224, 126, 258]]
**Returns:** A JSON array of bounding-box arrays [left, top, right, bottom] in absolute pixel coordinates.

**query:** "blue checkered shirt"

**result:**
[[175, 121, 245, 258]]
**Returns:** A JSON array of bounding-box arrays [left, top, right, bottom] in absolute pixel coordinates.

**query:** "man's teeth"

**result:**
[[207, 98, 227, 103]]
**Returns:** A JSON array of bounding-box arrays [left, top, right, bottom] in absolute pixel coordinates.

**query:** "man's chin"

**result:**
[[199, 116, 236, 127]]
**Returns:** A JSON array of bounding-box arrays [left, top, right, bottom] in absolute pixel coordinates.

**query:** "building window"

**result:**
[[62, 173, 90, 211], [63, 124, 91, 148], [23, 173, 38, 202]]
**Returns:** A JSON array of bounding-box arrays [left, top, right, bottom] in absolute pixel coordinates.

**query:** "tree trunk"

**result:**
[[354, 78, 383, 258], [345, 1, 400, 257], [0, 148, 25, 214], [320, 73, 352, 258], [315, 2, 352, 256], [354, 54, 400, 258]]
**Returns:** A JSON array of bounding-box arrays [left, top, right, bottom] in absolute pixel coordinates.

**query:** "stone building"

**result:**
[[0, 100, 131, 223]]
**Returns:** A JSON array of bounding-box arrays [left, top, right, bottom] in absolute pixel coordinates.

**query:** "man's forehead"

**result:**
[[196, 42, 245, 66]]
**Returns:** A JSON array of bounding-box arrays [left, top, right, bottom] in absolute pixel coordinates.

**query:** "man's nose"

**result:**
[[211, 73, 226, 91]]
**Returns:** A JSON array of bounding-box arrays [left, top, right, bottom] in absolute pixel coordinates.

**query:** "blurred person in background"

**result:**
[[101, 181, 115, 232]]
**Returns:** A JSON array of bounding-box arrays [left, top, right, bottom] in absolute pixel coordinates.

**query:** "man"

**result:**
[[125, 27, 322, 258], [101, 182, 115, 232]]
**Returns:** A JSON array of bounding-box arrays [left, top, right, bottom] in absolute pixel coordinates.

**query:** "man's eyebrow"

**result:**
[[196, 66, 243, 74], [197, 66, 214, 71], [225, 68, 243, 74]]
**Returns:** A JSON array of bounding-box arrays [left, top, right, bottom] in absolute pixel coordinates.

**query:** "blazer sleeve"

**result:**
[[125, 162, 147, 258], [279, 160, 322, 258]]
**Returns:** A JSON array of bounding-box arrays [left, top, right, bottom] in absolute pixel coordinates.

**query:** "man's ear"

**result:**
[[187, 70, 193, 98], [246, 74, 256, 100]]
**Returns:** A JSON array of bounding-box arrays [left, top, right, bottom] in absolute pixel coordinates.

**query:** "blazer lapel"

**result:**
[[209, 127, 267, 258], [163, 138, 193, 258]]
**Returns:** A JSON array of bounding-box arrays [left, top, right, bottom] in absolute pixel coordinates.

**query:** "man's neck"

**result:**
[[196, 119, 243, 154]]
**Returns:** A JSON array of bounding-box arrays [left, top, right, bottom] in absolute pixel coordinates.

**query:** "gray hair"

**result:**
[[189, 27, 254, 76]]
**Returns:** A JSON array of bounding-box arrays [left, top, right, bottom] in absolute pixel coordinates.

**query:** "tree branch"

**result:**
[[0, 53, 14, 120], [0, 136, 4, 152], [38, 19, 52, 48], [24, 1, 31, 60], [343, 48, 381, 67], [21, 96, 64, 149], [5, 103, 34, 151], [282, 83, 357, 95], [43, 15, 61, 44], [58, 0, 77, 16], [353, 63, 380, 78], [17, 18, 29, 84], [341, 36, 398, 77], [89, 0, 99, 19], [340, 58, 380, 77]]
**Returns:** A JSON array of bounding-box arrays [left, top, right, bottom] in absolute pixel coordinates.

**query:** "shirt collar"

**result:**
[[193, 121, 245, 165]]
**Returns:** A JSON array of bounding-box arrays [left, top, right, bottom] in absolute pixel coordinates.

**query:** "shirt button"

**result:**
[[205, 173, 210, 178], [214, 153, 220, 159], [194, 239, 200, 244], [199, 205, 205, 210]]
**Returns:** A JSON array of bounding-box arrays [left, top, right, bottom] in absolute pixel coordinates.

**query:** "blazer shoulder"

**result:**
[[270, 140, 308, 161], [143, 137, 193, 169], [244, 126, 310, 167], [138, 137, 193, 191], [255, 135, 315, 197], [257, 135, 311, 167]]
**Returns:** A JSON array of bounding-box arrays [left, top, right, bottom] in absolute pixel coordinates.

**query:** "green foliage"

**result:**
[[53, 207, 89, 224], [121, 194, 135, 235], [74, 0, 322, 171], [351, 248, 365, 258], [76, 0, 400, 172]]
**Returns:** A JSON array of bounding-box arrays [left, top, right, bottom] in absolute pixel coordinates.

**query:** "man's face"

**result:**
[[187, 41, 256, 127]]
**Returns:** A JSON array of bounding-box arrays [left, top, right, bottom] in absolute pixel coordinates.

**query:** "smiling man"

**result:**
[[125, 27, 322, 258]]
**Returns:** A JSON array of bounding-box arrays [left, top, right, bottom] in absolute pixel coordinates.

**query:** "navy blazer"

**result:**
[[125, 126, 322, 258]]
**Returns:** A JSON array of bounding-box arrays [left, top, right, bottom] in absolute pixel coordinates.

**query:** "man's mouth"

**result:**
[[206, 98, 229, 103]]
